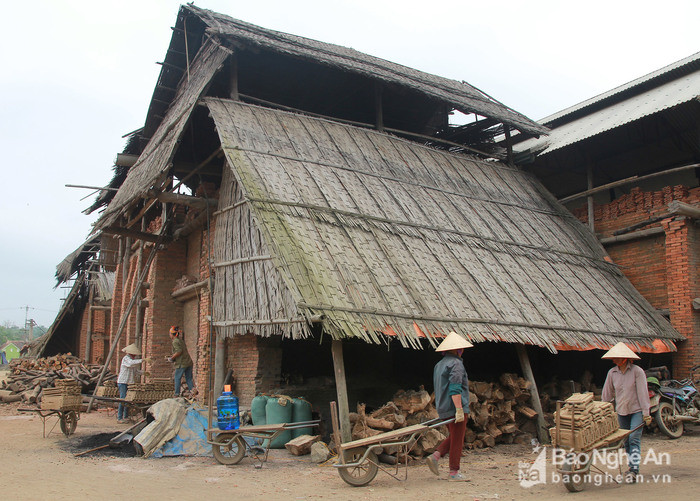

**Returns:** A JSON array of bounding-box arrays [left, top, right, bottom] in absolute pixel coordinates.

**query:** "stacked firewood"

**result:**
[[347, 374, 538, 459], [0, 355, 115, 405]]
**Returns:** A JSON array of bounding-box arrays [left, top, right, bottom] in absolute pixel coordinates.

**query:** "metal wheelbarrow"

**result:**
[[330, 401, 453, 487], [206, 420, 320, 468]]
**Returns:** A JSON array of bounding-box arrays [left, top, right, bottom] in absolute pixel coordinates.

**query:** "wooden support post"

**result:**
[[331, 339, 352, 442], [586, 163, 595, 232], [330, 400, 343, 462], [504, 125, 514, 166], [214, 334, 226, 398], [85, 284, 94, 363], [516, 344, 549, 444], [229, 52, 239, 101], [374, 82, 384, 132]]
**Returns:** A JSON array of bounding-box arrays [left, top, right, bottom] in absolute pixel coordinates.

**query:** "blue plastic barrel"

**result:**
[[217, 386, 240, 430]]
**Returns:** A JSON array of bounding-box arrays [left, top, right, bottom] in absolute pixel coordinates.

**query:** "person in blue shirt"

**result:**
[[426, 331, 473, 481]]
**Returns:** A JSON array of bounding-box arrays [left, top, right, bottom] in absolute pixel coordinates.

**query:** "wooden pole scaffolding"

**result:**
[[87, 239, 162, 412], [331, 339, 352, 442], [516, 344, 549, 444]]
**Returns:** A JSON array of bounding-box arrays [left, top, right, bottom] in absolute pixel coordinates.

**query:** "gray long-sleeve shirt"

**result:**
[[433, 353, 470, 419], [601, 363, 650, 416]]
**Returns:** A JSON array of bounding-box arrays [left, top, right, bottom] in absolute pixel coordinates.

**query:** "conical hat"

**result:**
[[601, 342, 640, 360], [122, 343, 141, 356], [435, 331, 474, 352]]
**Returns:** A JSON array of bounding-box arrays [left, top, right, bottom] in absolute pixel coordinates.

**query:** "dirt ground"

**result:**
[[2, 400, 699, 501]]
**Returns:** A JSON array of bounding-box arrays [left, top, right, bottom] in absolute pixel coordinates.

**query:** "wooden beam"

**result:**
[[599, 226, 665, 245], [516, 344, 549, 444], [669, 200, 700, 219], [103, 226, 169, 244], [560, 162, 700, 204], [147, 190, 218, 209], [331, 340, 352, 442]]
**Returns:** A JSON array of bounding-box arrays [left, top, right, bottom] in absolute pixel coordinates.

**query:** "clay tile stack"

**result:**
[[550, 392, 619, 450]]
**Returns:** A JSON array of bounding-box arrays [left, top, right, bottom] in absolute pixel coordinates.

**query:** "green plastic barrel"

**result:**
[[265, 397, 293, 448], [291, 398, 313, 438]]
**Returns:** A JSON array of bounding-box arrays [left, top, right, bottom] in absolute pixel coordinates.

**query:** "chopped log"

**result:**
[[516, 405, 538, 419], [392, 388, 431, 413], [486, 422, 503, 438], [365, 416, 395, 431], [1, 394, 22, 403], [499, 423, 518, 434], [284, 434, 320, 456]]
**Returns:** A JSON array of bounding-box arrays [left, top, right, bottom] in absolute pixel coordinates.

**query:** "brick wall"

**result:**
[[227, 333, 282, 407], [572, 185, 700, 376]]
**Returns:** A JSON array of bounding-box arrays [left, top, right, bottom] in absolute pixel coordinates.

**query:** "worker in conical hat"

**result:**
[[601, 342, 651, 483], [426, 331, 473, 482], [117, 344, 146, 424]]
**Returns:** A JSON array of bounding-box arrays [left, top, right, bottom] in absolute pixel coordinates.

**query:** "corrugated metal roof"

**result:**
[[515, 69, 700, 156], [207, 97, 681, 351], [540, 51, 700, 125]]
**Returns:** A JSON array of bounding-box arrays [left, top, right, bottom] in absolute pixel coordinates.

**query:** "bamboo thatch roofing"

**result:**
[[95, 39, 232, 229], [186, 5, 547, 137], [55, 235, 102, 285], [206, 97, 681, 352], [93, 6, 548, 224]]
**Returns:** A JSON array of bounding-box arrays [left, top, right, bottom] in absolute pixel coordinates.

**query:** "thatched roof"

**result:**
[[55, 234, 102, 286], [186, 5, 546, 136], [207, 97, 681, 352], [94, 39, 231, 229], [93, 5, 547, 227]]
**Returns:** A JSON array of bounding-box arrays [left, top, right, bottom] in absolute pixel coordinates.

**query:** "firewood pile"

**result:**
[[0, 355, 115, 405], [347, 373, 537, 460]]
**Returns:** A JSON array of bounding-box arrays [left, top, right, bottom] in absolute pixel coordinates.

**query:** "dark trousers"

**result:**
[[436, 419, 467, 472]]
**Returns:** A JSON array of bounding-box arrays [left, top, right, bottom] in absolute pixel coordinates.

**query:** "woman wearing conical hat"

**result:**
[[117, 343, 144, 424], [601, 342, 652, 483], [425, 331, 473, 482]]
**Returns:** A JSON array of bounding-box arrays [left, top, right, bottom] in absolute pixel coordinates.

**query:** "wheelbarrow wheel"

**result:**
[[212, 434, 246, 465], [561, 454, 587, 492], [338, 448, 378, 487], [60, 411, 78, 436]]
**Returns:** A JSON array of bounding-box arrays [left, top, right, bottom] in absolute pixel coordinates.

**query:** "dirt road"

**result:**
[[2, 403, 699, 500]]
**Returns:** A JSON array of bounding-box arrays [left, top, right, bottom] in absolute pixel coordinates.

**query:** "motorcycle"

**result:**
[[646, 365, 700, 439]]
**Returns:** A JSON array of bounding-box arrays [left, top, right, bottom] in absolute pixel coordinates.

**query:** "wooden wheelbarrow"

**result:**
[[330, 402, 453, 487], [206, 420, 320, 468], [18, 407, 80, 437]]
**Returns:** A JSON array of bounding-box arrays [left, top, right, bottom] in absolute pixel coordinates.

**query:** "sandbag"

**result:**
[[291, 397, 313, 438], [265, 396, 293, 448], [251, 395, 269, 425]]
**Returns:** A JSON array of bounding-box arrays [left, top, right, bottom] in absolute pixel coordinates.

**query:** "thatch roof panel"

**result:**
[[186, 5, 546, 136], [95, 40, 231, 229], [206, 97, 681, 350]]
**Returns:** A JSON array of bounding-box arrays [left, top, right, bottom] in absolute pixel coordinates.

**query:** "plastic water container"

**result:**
[[217, 385, 240, 430]]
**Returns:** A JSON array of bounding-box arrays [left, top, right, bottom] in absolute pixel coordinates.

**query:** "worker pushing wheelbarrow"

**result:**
[[551, 393, 646, 492]]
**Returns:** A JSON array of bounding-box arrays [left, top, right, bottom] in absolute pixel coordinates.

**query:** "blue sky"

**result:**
[[1, 0, 698, 328]]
